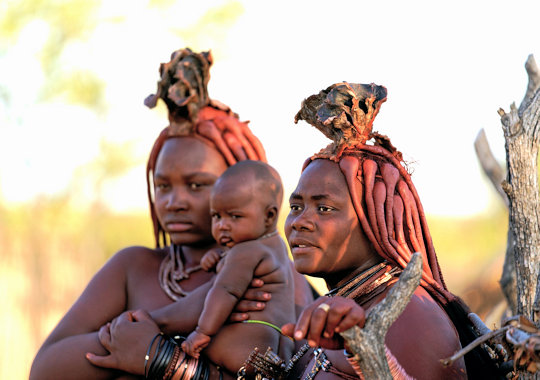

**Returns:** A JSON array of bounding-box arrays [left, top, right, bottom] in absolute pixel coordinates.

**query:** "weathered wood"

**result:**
[[498, 54, 540, 379], [441, 314, 540, 375], [518, 55, 540, 117], [499, 82, 540, 321], [474, 129, 508, 206], [339, 252, 422, 380]]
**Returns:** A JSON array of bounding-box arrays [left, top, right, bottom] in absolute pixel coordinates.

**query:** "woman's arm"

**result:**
[[283, 292, 466, 380], [29, 247, 138, 380], [149, 280, 214, 334], [87, 310, 161, 376]]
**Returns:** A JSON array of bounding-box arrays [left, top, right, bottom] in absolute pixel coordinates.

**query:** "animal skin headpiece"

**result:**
[[145, 48, 267, 247], [295, 82, 455, 305]]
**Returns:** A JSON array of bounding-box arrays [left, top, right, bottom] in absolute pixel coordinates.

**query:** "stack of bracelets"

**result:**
[[144, 333, 209, 380]]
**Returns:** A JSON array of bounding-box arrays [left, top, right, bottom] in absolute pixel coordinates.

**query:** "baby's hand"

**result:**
[[200, 248, 223, 271], [181, 330, 211, 358]]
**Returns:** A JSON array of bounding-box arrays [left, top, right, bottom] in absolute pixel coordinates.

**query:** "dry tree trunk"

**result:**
[[498, 54, 540, 323], [475, 55, 540, 322], [497, 54, 540, 379]]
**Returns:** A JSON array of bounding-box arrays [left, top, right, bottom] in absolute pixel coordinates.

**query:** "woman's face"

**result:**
[[153, 137, 228, 247], [285, 159, 379, 286]]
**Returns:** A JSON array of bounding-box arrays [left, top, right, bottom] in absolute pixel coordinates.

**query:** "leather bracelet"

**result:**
[[145, 333, 164, 378]]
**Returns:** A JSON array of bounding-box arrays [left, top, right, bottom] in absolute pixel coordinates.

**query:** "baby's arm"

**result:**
[[184, 243, 265, 349], [200, 248, 224, 272]]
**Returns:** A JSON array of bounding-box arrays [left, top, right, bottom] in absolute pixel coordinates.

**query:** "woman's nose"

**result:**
[[165, 188, 189, 211], [291, 209, 315, 231]]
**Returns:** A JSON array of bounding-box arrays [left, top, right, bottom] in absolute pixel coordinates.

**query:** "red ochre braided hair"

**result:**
[[145, 48, 267, 248], [294, 82, 455, 306], [295, 83, 508, 379]]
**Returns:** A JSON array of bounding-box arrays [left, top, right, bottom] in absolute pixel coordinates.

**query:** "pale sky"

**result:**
[[1, 0, 539, 216]]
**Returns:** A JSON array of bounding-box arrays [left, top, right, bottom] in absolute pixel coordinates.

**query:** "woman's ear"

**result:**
[[265, 205, 278, 227]]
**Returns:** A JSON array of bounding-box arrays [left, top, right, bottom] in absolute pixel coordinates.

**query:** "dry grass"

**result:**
[[0, 198, 153, 379]]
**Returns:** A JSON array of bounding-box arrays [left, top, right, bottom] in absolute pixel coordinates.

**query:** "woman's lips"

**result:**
[[290, 242, 317, 255], [166, 222, 192, 232]]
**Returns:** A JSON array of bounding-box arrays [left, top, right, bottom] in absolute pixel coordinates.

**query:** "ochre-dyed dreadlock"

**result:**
[[145, 48, 267, 248], [295, 82, 453, 305]]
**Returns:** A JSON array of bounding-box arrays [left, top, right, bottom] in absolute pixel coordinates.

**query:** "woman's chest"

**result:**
[[125, 257, 214, 311]]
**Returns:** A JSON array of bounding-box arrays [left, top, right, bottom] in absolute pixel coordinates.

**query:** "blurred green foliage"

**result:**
[[174, 1, 244, 46], [0, 1, 248, 376], [0, 0, 107, 112]]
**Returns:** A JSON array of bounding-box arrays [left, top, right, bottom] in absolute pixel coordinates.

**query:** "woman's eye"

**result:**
[[156, 183, 169, 190], [231, 215, 241, 219], [189, 183, 203, 190], [212, 214, 220, 219], [318, 206, 333, 212], [290, 204, 302, 212]]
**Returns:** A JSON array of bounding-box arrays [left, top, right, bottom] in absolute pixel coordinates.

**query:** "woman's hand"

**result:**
[[86, 310, 161, 375], [281, 296, 366, 350], [228, 278, 271, 322]]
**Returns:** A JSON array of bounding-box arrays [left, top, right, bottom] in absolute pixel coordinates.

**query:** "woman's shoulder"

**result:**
[[106, 245, 166, 267], [384, 286, 466, 379]]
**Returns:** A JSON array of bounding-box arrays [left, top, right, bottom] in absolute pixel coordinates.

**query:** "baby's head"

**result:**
[[210, 160, 283, 248]]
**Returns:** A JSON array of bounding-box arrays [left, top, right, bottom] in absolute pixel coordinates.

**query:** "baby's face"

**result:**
[[210, 186, 268, 248]]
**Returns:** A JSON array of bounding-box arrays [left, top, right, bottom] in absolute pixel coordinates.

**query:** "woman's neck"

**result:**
[[325, 257, 384, 291], [178, 242, 220, 265]]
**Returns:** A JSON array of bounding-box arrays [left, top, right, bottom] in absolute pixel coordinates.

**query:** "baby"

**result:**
[[181, 160, 297, 374]]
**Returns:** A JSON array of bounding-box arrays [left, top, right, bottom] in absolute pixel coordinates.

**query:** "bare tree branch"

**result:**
[[519, 54, 540, 117], [339, 252, 422, 380], [474, 129, 508, 206]]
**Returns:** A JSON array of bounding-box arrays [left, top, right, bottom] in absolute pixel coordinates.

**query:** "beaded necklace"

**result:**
[[292, 262, 400, 379], [159, 244, 203, 301], [160, 230, 280, 301]]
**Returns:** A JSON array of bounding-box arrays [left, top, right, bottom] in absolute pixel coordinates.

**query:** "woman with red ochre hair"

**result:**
[[30, 48, 313, 380], [279, 82, 505, 379]]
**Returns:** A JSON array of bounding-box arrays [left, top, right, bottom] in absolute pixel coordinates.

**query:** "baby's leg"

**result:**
[[181, 331, 212, 359], [204, 322, 283, 374]]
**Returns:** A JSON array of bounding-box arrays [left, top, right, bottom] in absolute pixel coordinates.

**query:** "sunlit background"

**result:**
[[1, 0, 539, 378]]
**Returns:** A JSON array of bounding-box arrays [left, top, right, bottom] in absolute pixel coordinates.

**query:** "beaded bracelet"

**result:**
[[169, 350, 187, 380], [163, 345, 181, 380]]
